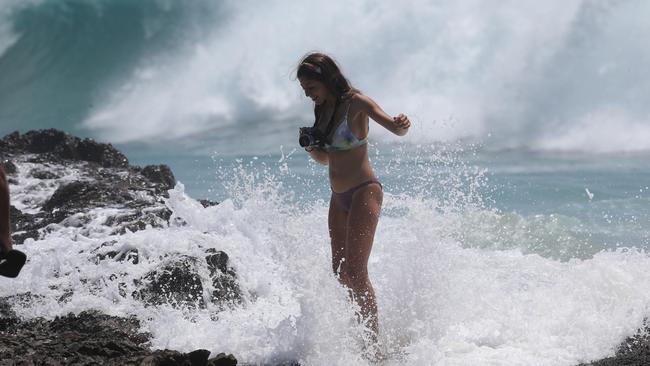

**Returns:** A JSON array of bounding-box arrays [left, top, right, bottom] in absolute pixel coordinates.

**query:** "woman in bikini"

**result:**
[[296, 53, 410, 340]]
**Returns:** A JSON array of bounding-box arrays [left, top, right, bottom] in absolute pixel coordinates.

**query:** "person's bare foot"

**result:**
[[360, 327, 384, 363]]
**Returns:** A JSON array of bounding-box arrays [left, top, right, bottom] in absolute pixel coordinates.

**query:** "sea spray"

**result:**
[[2, 2, 650, 154], [2, 132, 650, 365]]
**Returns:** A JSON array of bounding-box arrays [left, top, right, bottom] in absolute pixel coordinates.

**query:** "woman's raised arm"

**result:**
[[357, 94, 410, 136]]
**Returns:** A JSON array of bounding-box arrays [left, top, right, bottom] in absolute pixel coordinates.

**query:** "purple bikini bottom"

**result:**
[[332, 179, 382, 212]]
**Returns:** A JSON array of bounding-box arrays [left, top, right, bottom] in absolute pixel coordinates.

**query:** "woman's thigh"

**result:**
[[328, 193, 348, 274], [345, 183, 383, 278]]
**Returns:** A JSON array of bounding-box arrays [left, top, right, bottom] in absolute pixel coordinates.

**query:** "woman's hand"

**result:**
[[393, 114, 410, 135], [304, 146, 329, 165]]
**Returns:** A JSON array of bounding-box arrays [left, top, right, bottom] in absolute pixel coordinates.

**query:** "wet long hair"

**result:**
[[296, 52, 358, 138]]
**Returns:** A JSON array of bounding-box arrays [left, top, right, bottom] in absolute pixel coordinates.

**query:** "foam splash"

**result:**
[[9, 158, 91, 214], [77, 0, 650, 154], [0, 0, 42, 56], [2, 152, 650, 365], [5, 1, 650, 154]]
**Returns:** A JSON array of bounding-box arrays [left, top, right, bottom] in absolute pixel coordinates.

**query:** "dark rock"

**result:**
[[14, 178, 171, 238], [29, 169, 60, 180], [142, 350, 237, 366], [133, 255, 205, 308], [11, 230, 39, 244], [206, 249, 230, 275], [1, 160, 17, 175], [106, 208, 173, 235], [205, 249, 242, 306], [9, 205, 34, 232], [0, 308, 245, 365], [0, 310, 150, 364], [2, 130, 179, 239], [44, 181, 128, 212], [24, 129, 75, 155], [0, 131, 20, 150], [188, 349, 212, 366], [208, 353, 238, 366], [1, 129, 129, 168], [142, 165, 176, 190], [95, 247, 139, 265], [0, 298, 20, 332], [76, 137, 129, 168], [9, 205, 39, 243], [199, 199, 220, 208], [130, 252, 242, 309], [578, 318, 650, 365], [0, 131, 253, 364]]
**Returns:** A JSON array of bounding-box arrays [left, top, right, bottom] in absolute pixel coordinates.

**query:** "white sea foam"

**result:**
[[0, 0, 46, 56], [2, 158, 650, 365], [532, 106, 650, 153], [0, 0, 32, 56], [9, 158, 91, 214], [78, 0, 650, 154]]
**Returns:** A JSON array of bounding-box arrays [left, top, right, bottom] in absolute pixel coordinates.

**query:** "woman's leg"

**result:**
[[328, 193, 348, 278], [343, 183, 383, 336]]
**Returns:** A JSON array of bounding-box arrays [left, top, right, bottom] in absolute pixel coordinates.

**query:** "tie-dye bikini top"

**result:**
[[324, 103, 368, 152]]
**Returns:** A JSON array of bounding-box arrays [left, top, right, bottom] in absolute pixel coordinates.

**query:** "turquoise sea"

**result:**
[[124, 146, 650, 260]]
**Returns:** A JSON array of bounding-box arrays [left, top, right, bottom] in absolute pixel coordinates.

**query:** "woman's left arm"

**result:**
[[357, 94, 410, 136]]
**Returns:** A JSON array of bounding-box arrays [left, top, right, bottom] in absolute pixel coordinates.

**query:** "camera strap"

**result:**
[[315, 97, 341, 144]]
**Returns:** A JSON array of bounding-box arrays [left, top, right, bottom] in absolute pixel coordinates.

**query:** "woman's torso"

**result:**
[[317, 94, 377, 192]]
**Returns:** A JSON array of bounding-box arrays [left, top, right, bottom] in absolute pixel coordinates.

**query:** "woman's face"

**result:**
[[299, 78, 332, 106]]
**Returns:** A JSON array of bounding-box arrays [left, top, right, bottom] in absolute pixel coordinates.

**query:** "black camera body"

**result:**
[[299, 127, 326, 148]]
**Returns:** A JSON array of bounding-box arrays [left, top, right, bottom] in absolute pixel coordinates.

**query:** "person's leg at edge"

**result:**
[[342, 183, 383, 339], [0, 165, 12, 254]]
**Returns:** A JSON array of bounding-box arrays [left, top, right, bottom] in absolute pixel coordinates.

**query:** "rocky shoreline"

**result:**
[[0, 129, 648, 365], [0, 304, 238, 366], [0, 130, 290, 366]]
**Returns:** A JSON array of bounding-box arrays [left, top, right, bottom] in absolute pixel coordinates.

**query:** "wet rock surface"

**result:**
[[142, 164, 177, 191], [0, 160, 17, 175], [130, 251, 242, 310], [0, 130, 263, 365], [133, 255, 207, 308], [0, 304, 240, 365], [578, 320, 650, 366], [1, 129, 176, 242], [0, 129, 129, 168], [205, 249, 242, 307], [1, 130, 243, 307], [0, 300, 297, 365]]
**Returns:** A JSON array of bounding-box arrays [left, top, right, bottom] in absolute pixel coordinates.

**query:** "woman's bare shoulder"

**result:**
[[348, 91, 367, 102], [345, 93, 371, 128], [347, 92, 372, 113]]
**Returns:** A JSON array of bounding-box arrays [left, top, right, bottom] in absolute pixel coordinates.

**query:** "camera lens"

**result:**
[[299, 135, 312, 147]]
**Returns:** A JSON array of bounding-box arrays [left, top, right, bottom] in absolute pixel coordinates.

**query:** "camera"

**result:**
[[299, 127, 326, 148]]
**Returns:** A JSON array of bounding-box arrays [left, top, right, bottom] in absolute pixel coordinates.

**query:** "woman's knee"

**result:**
[[337, 270, 350, 286], [341, 265, 369, 285]]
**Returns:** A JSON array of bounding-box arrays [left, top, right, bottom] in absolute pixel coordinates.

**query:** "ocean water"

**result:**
[[5, 144, 650, 366], [1, 1, 650, 365], [125, 145, 650, 262]]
